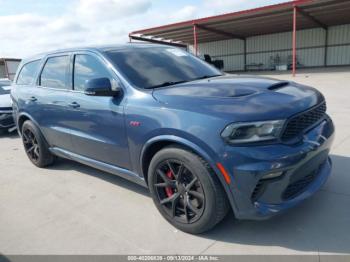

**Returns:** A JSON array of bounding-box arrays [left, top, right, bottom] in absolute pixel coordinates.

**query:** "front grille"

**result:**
[[281, 102, 326, 141], [282, 170, 318, 200], [0, 114, 14, 127], [0, 107, 12, 111], [282, 151, 328, 201]]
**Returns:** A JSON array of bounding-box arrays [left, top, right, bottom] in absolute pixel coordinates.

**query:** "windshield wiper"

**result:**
[[144, 74, 222, 89], [145, 80, 189, 89], [189, 74, 223, 81]]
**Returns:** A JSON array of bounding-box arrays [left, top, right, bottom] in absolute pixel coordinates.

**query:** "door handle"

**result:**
[[29, 96, 37, 102], [68, 102, 80, 108]]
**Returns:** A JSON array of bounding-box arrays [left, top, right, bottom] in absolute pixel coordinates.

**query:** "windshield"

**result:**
[[105, 46, 222, 89]]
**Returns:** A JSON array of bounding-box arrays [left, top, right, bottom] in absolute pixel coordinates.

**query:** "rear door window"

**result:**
[[40, 55, 70, 90], [16, 60, 41, 85], [73, 54, 111, 91]]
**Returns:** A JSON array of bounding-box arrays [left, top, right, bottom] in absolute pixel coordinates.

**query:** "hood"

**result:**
[[152, 75, 324, 121], [0, 93, 12, 109]]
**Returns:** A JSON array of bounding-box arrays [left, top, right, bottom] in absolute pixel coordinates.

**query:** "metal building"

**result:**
[[0, 58, 21, 81], [129, 0, 350, 76]]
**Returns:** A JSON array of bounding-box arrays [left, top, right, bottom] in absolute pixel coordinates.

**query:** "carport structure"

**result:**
[[129, 0, 350, 76], [0, 58, 21, 81]]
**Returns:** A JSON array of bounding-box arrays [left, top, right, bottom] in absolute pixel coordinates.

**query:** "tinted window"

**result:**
[[40, 56, 69, 89], [74, 54, 111, 91], [105, 47, 221, 89], [16, 60, 40, 85]]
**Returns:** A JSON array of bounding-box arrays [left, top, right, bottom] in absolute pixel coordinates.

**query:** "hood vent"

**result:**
[[268, 81, 290, 91]]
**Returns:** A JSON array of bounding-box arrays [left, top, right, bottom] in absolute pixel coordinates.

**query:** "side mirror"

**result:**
[[84, 78, 121, 97]]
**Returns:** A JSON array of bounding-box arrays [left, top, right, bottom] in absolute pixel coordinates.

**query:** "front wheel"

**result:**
[[148, 145, 230, 234]]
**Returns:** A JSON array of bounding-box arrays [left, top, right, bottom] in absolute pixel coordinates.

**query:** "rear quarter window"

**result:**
[[16, 60, 41, 85]]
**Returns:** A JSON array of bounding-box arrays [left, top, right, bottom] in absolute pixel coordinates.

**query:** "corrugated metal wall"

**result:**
[[193, 24, 350, 71], [197, 39, 245, 71], [328, 24, 350, 65], [246, 28, 326, 69], [0, 64, 6, 78]]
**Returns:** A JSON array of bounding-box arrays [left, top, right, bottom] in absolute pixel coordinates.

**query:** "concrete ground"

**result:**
[[1, 67, 350, 257]]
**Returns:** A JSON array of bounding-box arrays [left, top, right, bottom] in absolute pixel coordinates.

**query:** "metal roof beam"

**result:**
[[195, 24, 245, 40], [151, 11, 293, 39], [129, 35, 187, 48], [295, 6, 328, 29]]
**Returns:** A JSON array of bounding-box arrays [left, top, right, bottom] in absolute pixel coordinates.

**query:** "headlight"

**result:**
[[221, 120, 285, 144]]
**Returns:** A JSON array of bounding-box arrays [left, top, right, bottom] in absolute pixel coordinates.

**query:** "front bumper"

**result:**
[[255, 157, 331, 217], [220, 116, 334, 220], [0, 109, 15, 129]]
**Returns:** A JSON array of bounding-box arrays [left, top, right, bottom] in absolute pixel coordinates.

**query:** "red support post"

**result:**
[[292, 5, 297, 77], [193, 24, 198, 56]]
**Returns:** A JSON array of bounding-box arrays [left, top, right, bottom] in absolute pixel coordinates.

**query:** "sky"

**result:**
[[0, 0, 287, 58]]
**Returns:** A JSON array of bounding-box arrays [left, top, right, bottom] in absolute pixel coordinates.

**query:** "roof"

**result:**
[[21, 43, 166, 62], [48, 43, 166, 54], [130, 0, 350, 45]]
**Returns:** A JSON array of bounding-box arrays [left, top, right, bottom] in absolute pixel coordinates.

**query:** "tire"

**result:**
[[21, 120, 55, 167], [148, 145, 230, 234]]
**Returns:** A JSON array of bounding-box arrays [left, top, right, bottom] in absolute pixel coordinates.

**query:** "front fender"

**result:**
[[140, 134, 239, 215], [140, 135, 216, 173]]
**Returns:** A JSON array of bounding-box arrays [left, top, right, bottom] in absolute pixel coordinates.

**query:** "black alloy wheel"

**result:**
[[21, 120, 54, 167], [154, 159, 205, 224], [23, 128, 40, 163], [149, 145, 230, 234]]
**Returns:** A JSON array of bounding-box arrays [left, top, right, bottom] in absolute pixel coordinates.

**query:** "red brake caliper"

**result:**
[[165, 170, 174, 197]]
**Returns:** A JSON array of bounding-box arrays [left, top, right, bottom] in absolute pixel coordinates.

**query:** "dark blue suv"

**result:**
[[11, 44, 334, 234]]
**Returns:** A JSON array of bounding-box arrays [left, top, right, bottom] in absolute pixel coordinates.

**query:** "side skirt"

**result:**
[[49, 147, 148, 188]]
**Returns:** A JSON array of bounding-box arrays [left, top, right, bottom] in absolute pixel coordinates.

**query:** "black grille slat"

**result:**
[[282, 102, 326, 140], [0, 114, 14, 127], [282, 171, 318, 200], [283, 152, 328, 200], [0, 107, 12, 111], [251, 180, 265, 202]]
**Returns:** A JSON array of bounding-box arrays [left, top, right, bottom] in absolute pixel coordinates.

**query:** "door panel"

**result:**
[[37, 89, 75, 151], [68, 94, 130, 169], [67, 53, 131, 169], [36, 55, 75, 151]]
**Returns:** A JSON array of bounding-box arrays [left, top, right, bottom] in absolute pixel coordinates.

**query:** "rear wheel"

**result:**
[[148, 145, 229, 234], [22, 120, 54, 167]]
